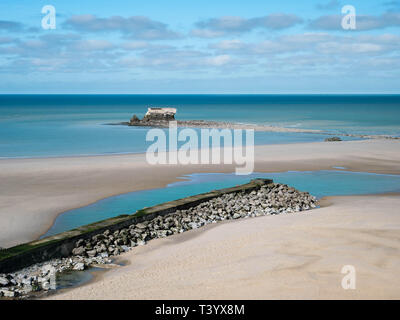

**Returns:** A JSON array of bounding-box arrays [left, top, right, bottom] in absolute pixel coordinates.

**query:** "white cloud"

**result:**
[[192, 14, 303, 38], [64, 14, 182, 40], [121, 41, 149, 50], [210, 33, 400, 57], [309, 12, 400, 30], [317, 42, 383, 54], [72, 39, 114, 51], [0, 37, 15, 45], [191, 29, 225, 38], [209, 39, 244, 50], [205, 54, 231, 66], [0, 20, 23, 32]]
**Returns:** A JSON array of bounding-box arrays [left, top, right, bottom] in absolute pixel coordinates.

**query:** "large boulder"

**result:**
[[72, 246, 85, 256], [325, 136, 342, 142], [73, 263, 85, 271], [0, 276, 9, 286]]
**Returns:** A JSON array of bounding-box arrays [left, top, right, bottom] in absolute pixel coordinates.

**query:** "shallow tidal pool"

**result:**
[[42, 170, 400, 238]]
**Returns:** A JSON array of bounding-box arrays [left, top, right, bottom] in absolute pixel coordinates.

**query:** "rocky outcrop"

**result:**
[[129, 107, 176, 126], [325, 137, 342, 142], [129, 114, 140, 124], [0, 182, 317, 299]]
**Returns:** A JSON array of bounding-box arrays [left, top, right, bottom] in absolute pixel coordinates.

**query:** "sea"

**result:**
[[1, 94, 399, 158]]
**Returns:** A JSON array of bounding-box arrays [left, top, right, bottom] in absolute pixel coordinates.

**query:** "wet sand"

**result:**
[[0, 139, 399, 248]]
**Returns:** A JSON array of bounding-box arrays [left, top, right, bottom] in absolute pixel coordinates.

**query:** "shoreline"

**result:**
[[1, 139, 400, 248], [0, 137, 360, 161], [47, 193, 400, 300], [0, 132, 362, 161], [0, 129, 396, 161]]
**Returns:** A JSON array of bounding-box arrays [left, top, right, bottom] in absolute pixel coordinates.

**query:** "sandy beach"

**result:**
[[0, 137, 399, 300], [0, 139, 399, 248], [2, 0, 400, 303], [48, 194, 400, 300]]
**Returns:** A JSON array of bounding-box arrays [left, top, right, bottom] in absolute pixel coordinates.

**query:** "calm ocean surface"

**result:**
[[1, 94, 399, 158]]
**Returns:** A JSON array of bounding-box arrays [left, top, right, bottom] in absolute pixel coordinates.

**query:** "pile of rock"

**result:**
[[325, 136, 342, 142], [0, 183, 317, 298], [0, 255, 111, 298]]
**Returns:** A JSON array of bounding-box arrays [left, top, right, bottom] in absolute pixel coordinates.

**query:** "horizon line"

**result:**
[[1, 93, 400, 95]]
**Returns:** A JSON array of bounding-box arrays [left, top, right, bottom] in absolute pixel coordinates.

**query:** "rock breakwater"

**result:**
[[0, 182, 317, 298]]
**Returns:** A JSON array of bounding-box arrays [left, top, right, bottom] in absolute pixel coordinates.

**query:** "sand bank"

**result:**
[[48, 194, 400, 300], [119, 118, 322, 133], [119, 118, 398, 140], [0, 139, 399, 248]]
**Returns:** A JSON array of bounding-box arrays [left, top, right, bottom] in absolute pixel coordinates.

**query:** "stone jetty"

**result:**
[[0, 182, 317, 298]]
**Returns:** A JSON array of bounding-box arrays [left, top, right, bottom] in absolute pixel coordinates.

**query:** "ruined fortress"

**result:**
[[129, 107, 176, 126]]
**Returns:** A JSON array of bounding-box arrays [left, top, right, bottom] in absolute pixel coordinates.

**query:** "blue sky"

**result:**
[[0, 0, 399, 93]]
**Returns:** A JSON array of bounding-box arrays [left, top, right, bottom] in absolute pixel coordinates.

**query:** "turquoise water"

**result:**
[[43, 170, 400, 237], [1, 94, 399, 158]]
